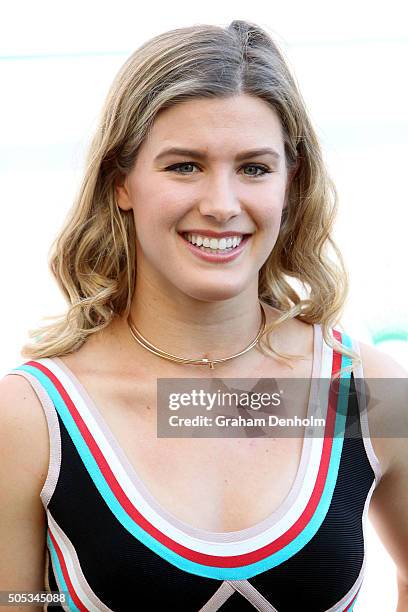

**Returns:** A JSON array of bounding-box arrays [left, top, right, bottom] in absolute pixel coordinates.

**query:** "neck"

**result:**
[[113, 281, 279, 375], [129, 293, 263, 359]]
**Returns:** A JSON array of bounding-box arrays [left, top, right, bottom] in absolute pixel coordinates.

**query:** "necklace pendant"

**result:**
[[201, 356, 215, 369]]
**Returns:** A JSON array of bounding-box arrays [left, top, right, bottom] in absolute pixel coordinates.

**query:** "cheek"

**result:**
[[136, 179, 190, 220], [130, 183, 173, 234], [255, 195, 286, 230]]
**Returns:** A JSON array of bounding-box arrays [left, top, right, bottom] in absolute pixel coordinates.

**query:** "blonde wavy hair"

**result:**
[[21, 19, 360, 378]]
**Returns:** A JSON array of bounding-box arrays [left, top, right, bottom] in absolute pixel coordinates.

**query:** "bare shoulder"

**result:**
[[357, 342, 408, 588], [358, 339, 408, 378], [0, 372, 50, 492], [0, 372, 49, 594], [357, 340, 408, 477]]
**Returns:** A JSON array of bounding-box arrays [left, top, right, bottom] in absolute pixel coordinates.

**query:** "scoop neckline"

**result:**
[[48, 322, 324, 542]]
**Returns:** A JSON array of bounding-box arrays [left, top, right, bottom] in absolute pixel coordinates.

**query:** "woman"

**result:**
[[1, 19, 407, 612]]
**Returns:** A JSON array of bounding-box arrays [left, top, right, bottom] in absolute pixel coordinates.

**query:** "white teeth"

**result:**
[[185, 233, 243, 250]]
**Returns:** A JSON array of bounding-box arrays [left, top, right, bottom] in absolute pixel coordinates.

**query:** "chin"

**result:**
[[175, 283, 250, 304]]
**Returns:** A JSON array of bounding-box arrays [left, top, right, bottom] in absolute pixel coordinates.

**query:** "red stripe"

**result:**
[[28, 335, 345, 568], [48, 527, 87, 611]]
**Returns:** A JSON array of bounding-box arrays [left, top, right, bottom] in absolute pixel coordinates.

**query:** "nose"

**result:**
[[198, 175, 242, 224]]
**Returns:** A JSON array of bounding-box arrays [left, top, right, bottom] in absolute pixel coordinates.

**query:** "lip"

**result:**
[[178, 232, 251, 263]]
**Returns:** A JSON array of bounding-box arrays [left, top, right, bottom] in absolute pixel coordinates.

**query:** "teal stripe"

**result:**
[[14, 345, 351, 579], [47, 533, 78, 611]]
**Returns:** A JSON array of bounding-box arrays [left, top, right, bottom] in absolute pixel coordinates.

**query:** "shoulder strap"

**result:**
[[346, 338, 383, 486], [7, 360, 62, 508]]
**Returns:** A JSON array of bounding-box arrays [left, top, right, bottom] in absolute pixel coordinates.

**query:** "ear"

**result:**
[[115, 175, 133, 211]]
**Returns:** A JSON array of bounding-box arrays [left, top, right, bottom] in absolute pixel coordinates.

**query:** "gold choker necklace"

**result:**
[[126, 302, 266, 370]]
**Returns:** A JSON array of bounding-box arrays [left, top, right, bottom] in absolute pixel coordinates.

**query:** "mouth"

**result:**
[[177, 232, 252, 262]]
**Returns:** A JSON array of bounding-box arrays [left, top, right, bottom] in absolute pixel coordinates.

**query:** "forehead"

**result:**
[[145, 94, 284, 152]]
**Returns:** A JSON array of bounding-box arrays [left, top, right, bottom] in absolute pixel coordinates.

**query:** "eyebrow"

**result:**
[[154, 146, 281, 163]]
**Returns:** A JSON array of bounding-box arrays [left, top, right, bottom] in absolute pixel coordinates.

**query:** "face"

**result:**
[[116, 94, 293, 303]]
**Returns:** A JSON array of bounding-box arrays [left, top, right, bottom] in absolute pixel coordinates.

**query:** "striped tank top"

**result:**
[[8, 325, 382, 611]]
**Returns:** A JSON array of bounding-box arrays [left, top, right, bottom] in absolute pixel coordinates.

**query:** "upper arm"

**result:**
[[0, 372, 50, 607], [358, 341, 408, 590]]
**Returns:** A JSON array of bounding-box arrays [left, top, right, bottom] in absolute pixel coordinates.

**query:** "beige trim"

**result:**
[[7, 370, 62, 508]]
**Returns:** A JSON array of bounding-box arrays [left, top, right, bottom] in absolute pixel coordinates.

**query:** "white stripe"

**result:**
[[34, 343, 333, 557]]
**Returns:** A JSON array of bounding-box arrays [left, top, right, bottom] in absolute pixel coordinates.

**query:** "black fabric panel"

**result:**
[[218, 590, 266, 610], [48, 413, 223, 610], [45, 372, 375, 611], [249, 374, 376, 611]]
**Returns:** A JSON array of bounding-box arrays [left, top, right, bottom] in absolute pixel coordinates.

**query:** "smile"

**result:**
[[178, 232, 251, 263]]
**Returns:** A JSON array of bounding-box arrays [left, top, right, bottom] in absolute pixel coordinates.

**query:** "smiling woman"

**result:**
[[1, 18, 407, 612], [114, 94, 293, 298]]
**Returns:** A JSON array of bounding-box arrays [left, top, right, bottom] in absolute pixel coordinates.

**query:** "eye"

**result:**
[[166, 162, 199, 174], [242, 164, 272, 177], [164, 162, 273, 177]]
